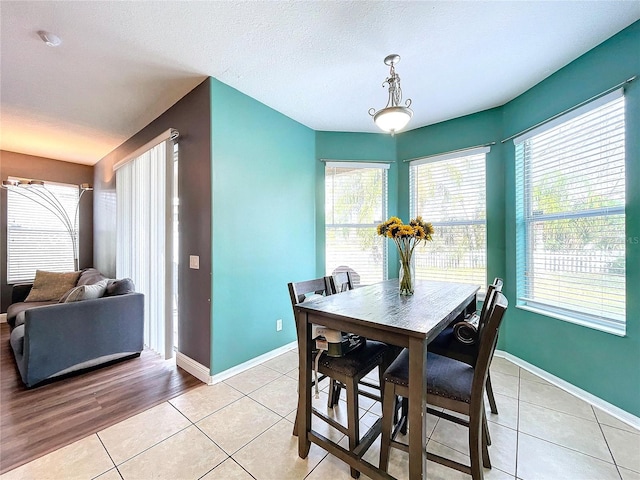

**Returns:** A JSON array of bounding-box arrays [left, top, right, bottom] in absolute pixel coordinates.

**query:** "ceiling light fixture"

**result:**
[[38, 30, 62, 47], [369, 54, 413, 135]]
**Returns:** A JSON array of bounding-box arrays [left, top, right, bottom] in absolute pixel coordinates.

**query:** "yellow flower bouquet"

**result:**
[[377, 216, 434, 295]]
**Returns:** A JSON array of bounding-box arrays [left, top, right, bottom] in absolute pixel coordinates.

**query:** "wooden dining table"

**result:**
[[294, 278, 479, 480]]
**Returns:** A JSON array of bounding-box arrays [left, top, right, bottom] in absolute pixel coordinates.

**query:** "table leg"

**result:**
[[408, 336, 427, 480], [297, 310, 311, 458]]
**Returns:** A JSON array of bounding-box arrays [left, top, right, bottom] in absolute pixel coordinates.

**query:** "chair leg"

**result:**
[[333, 382, 343, 407], [327, 379, 336, 408], [400, 397, 408, 435], [486, 372, 498, 415], [346, 378, 361, 479], [483, 409, 492, 446], [379, 383, 396, 472], [468, 407, 485, 480], [481, 411, 491, 468]]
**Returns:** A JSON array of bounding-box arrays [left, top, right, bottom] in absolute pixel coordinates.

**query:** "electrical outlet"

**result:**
[[276, 319, 283, 331]]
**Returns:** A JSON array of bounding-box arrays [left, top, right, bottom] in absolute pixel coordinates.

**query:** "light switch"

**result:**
[[189, 255, 200, 269]]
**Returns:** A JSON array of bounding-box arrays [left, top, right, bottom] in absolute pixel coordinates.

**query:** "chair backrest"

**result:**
[[287, 277, 332, 312], [326, 271, 354, 294], [477, 277, 503, 321], [471, 291, 508, 404]]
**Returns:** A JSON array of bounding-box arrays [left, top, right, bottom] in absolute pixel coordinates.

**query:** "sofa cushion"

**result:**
[[105, 278, 135, 297], [61, 279, 109, 303], [15, 311, 26, 328], [6, 300, 57, 328], [25, 270, 82, 302], [77, 268, 108, 286], [10, 325, 25, 357]]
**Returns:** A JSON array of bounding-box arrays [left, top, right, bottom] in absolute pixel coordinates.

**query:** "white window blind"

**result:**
[[515, 90, 626, 334], [116, 137, 174, 358], [325, 162, 388, 285], [7, 181, 79, 283], [410, 148, 488, 288]]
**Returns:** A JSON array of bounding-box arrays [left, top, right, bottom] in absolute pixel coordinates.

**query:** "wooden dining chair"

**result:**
[[326, 272, 405, 411], [379, 291, 508, 480], [327, 270, 354, 294], [288, 277, 388, 478], [428, 278, 504, 415]]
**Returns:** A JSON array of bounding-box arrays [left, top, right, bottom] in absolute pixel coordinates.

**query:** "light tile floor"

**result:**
[[2, 353, 638, 480]]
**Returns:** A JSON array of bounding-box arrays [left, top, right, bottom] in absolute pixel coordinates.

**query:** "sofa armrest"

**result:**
[[11, 283, 33, 304], [21, 293, 144, 387]]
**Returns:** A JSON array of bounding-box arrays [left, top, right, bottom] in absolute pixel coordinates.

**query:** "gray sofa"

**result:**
[[7, 269, 144, 388]]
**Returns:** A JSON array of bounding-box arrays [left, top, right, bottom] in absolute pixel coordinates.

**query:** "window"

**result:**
[[410, 148, 488, 289], [325, 162, 388, 285], [515, 90, 626, 334], [7, 180, 79, 283]]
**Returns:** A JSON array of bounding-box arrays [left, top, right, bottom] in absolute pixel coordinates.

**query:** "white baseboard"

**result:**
[[209, 341, 298, 385], [0, 313, 6, 324], [176, 340, 297, 386], [176, 352, 213, 385], [495, 350, 640, 430]]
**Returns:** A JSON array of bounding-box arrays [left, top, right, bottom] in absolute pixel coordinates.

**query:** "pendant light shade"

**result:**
[[369, 54, 413, 135]]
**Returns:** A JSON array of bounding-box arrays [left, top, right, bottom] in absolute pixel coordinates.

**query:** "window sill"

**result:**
[[516, 305, 626, 337]]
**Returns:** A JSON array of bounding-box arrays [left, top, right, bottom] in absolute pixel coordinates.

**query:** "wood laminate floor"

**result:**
[[0, 322, 201, 474]]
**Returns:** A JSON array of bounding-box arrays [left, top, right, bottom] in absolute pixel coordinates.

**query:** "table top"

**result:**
[[295, 279, 479, 341]]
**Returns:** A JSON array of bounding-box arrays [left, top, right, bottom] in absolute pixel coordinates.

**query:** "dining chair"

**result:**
[[288, 277, 388, 478], [326, 272, 405, 411], [379, 291, 508, 480], [327, 270, 354, 294], [428, 278, 504, 415]]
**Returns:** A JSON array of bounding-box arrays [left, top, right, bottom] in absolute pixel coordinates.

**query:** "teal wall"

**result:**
[[206, 21, 639, 415], [209, 78, 316, 373], [500, 21, 640, 416], [393, 22, 639, 415], [315, 132, 397, 276]]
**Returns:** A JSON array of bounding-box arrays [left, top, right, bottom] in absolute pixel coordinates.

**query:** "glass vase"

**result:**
[[399, 255, 415, 296]]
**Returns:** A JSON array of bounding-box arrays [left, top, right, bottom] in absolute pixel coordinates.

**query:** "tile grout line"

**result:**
[[93, 433, 122, 480], [592, 404, 625, 479], [517, 397, 601, 424]]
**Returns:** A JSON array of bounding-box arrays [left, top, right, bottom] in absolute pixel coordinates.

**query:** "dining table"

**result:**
[[294, 278, 479, 480]]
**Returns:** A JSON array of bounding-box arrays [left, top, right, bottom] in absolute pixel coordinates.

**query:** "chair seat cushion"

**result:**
[[384, 349, 474, 404], [320, 340, 386, 377]]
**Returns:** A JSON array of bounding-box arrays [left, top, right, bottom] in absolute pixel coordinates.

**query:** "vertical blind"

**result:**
[[325, 162, 389, 285], [515, 90, 626, 333], [7, 181, 78, 283], [116, 138, 174, 358], [410, 148, 488, 288]]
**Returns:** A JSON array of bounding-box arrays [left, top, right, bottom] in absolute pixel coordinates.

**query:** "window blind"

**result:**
[[7, 181, 79, 283], [325, 162, 389, 285], [409, 149, 488, 288], [116, 139, 175, 358], [515, 92, 626, 333]]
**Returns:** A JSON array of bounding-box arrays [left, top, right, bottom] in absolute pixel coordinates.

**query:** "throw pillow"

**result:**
[[77, 268, 107, 286], [63, 279, 109, 303], [104, 278, 135, 297], [25, 270, 82, 302]]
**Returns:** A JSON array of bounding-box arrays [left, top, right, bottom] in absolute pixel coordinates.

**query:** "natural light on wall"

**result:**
[[514, 90, 626, 335], [409, 147, 489, 290]]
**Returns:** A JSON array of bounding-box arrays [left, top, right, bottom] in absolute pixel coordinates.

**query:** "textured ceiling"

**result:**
[[1, 1, 639, 165]]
